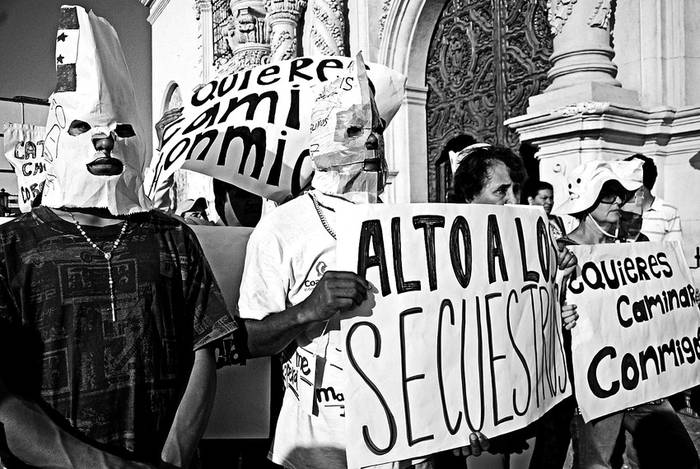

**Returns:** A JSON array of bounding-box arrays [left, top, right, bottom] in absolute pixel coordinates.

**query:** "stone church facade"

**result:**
[[142, 0, 700, 271]]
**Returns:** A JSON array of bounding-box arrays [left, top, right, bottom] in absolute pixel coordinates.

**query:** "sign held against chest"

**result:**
[[336, 203, 570, 468]]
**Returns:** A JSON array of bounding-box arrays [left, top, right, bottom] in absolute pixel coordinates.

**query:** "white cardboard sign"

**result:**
[[149, 56, 405, 203], [191, 225, 271, 439], [2, 123, 47, 212], [336, 204, 571, 468], [568, 241, 700, 422]]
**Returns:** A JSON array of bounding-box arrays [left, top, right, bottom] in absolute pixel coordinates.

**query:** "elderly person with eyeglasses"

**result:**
[[555, 160, 699, 469]]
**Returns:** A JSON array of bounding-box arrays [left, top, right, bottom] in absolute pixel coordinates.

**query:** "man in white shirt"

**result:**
[[625, 154, 698, 420], [237, 57, 488, 469], [625, 154, 682, 243]]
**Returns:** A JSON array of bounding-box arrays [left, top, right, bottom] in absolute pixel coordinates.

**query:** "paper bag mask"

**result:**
[[308, 53, 389, 203], [42, 5, 152, 215]]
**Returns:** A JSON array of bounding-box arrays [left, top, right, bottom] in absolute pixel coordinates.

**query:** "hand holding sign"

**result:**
[[451, 432, 490, 457], [561, 304, 579, 330], [336, 203, 570, 468], [156, 107, 184, 150], [557, 246, 577, 278], [299, 271, 371, 323]]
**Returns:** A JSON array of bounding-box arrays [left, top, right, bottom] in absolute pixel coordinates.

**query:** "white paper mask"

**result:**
[[41, 5, 152, 215], [308, 53, 389, 204]]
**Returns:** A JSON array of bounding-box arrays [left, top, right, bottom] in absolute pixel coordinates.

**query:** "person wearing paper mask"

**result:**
[[450, 144, 579, 469], [237, 54, 488, 469], [554, 159, 699, 469], [0, 6, 239, 469]]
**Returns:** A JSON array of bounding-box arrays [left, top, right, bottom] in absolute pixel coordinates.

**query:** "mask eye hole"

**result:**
[[68, 120, 92, 136], [347, 126, 363, 137], [114, 124, 136, 138]]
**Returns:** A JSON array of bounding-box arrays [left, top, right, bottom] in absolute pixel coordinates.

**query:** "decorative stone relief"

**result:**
[[266, 0, 307, 61], [539, 0, 624, 94], [233, 1, 269, 44], [555, 101, 609, 116], [378, 0, 392, 41], [196, 0, 212, 81], [587, 0, 614, 29], [308, 0, 346, 56], [211, 0, 233, 72], [211, 1, 270, 75], [547, 0, 578, 35]]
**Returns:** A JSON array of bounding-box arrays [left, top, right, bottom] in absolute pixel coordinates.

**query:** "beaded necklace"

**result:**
[[68, 212, 129, 321], [309, 193, 336, 240]]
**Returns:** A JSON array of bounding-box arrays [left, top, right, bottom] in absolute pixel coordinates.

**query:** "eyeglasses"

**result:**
[[598, 191, 634, 205]]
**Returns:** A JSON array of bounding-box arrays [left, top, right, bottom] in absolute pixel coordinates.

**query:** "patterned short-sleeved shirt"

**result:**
[[0, 207, 237, 462]]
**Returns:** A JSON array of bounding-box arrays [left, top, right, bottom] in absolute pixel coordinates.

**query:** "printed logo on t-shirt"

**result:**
[[282, 347, 315, 403], [59, 260, 137, 298], [302, 261, 328, 289]]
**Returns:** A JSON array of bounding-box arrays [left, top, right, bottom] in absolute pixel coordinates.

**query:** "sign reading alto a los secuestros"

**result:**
[[336, 204, 571, 468], [568, 242, 700, 422], [149, 57, 406, 202]]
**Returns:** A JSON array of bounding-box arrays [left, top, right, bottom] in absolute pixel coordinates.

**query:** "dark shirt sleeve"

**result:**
[[182, 226, 239, 351], [0, 240, 42, 400]]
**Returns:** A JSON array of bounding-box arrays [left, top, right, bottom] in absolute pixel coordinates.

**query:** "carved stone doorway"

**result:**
[[425, 0, 553, 202]]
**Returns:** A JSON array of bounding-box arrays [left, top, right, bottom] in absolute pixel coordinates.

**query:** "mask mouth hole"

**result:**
[[363, 158, 382, 172], [86, 156, 124, 176]]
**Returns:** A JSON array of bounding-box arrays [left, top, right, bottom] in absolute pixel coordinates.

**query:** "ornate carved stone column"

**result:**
[[196, 0, 215, 82], [528, 0, 639, 112], [306, 0, 346, 56], [229, 0, 270, 73], [266, 0, 307, 62]]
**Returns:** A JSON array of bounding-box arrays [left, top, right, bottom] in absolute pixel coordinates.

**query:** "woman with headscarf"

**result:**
[[554, 160, 699, 469], [449, 144, 579, 469]]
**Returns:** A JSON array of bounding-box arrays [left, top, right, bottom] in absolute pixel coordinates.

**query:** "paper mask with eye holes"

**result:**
[[41, 5, 152, 215]]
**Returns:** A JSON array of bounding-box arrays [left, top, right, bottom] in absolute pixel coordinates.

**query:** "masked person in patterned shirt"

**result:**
[[0, 7, 238, 469]]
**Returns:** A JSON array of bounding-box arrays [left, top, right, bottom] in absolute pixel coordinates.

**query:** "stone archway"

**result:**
[[378, 0, 448, 203]]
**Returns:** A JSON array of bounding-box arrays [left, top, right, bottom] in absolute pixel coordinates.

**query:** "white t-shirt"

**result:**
[[239, 191, 353, 469], [239, 191, 430, 469], [641, 196, 682, 243]]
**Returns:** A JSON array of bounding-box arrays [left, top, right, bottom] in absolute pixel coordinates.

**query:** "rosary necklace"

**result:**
[[68, 212, 129, 321], [309, 193, 336, 240]]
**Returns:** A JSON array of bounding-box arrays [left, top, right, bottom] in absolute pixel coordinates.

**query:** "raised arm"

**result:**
[[245, 271, 369, 357]]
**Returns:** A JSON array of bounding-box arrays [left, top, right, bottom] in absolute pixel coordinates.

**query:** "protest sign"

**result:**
[[2, 123, 46, 212], [191, 225, 271, 439], [148, 56, 405, 203], [336, 204, 570, 468], [568, 241, 700, 422]]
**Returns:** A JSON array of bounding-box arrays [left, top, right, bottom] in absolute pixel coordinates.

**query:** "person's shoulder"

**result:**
[[132, 209, 202, 241], [0, 209, 44, 237], [134, 209, 186, 228], [0, 211, 35, 229], [254, 194, 314, 233], [652, 197, 679, 215]]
